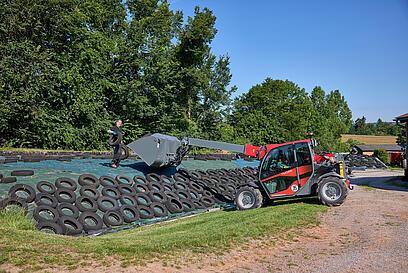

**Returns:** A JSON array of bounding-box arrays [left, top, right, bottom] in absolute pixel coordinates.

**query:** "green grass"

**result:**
[[0, 200, 326, 271], [388, 166, 404, 171]]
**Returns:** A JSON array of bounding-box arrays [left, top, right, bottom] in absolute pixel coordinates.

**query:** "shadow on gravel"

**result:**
[[351, 176, 408, 192]]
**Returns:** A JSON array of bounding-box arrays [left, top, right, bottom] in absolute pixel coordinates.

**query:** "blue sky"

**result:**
[[170, 0, 408, 122]]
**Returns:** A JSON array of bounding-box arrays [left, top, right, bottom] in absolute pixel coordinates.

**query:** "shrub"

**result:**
[[373, 149, 389, 164]]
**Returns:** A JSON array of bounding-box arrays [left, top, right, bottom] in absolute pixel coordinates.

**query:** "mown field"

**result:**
[[0, 199, 326, 272]]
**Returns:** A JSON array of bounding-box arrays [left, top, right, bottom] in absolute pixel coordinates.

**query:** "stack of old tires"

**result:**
[[0, 172, 218, 236], [176, 167, 258, 204], [0, 166, 258, 236], [344, 154, 387, 169]]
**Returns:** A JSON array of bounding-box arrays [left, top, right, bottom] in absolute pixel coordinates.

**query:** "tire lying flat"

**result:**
[[10, 170, 34, 176]]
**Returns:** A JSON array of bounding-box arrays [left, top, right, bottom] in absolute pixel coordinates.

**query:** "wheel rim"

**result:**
[[238, 191, 255, 209], [322, 182, 342, 201]]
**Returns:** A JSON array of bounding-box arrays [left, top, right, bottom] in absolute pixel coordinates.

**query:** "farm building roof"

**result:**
[[394, 113, 408, 122], [341, 134, 398, 145], [354, 144, 403, 152]]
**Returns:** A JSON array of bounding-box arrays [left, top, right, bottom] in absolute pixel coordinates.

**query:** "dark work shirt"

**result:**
[[110, 126, 123, 136]]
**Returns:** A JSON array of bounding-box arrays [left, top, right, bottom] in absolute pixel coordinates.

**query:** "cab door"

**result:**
[[294, 142, 314, 189], [259, 144, 299, 197]]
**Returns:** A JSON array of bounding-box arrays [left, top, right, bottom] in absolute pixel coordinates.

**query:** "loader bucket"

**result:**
[[127, 133, 181, 168]]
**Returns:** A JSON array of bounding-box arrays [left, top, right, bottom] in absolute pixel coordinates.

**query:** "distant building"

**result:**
[[341, 134, 403, 165]]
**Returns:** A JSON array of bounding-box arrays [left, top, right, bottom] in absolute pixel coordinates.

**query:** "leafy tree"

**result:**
[[0, 0, 234, 149], [230, 79, 314, 145]]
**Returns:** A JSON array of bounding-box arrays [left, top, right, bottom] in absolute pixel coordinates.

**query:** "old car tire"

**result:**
[[146, 173, 161, 183], [55, 177, 77, 191], [150, 202, 168, 218], [75, 196, 98, 212], [118, 184, 137, 196], [179, 198, 195, 212], [200, 196, 215, 208], [165, 198, 183, 214], [120, 205, 140, 223], [134, 183, 149, 193], [79, 186, 100, 200], [108, 133, 122, 146], [148, 190, 167, 203], [78, 174, 100, 188], [79, 211, 103, 231], [134, 193, 152, 206], [37, 181, 56, 195], [8, 184, 36, 203], [101, 186, 121, 199], [57, 202, 80, 219], [138, 205, 155, 219], [1, 196, 28, 212], [35, 193, 58, 208], [147, 181, 164, 192], [115, 174, 133, 186], [33, 205, 60, 223], [10, 170, 34, 176], [97, 196, 119, 212], [99, 176, 118, 187], [1, 176, 17, 184], [54, 188, 76, 204], [59, 216, 83, 235], [119, 145, 129, 160], [103, 210, 124, 226], [133, 175, 148, 185], [119, 194, 138, 206], [36, 221, 64, 234]]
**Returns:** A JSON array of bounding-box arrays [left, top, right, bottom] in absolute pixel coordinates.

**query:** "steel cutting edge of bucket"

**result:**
[[127, 133, 181, 168]]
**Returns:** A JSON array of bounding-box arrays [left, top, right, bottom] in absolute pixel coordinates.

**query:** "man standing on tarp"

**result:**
[[107, 119, 123, 168]]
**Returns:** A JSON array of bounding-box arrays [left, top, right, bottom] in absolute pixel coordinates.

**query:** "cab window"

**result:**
[[295, 142, 312, 166], [260, 144, 295, 180]]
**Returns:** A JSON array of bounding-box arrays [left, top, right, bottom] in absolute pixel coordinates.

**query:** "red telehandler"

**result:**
[[127, 134, 352, 210]]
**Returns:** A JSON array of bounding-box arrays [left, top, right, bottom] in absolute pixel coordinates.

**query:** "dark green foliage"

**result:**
[[0, 1, 353, 152], [0, 0, 234, 149], [373, 149, 389, 164], [230, 79, 352, 152]]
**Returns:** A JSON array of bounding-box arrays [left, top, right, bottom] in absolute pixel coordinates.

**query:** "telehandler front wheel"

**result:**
[[317, 177, 348, 206], [235, 186, 263, 210]]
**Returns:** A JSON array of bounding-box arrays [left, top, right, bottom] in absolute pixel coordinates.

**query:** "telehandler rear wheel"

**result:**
[[235, 186, 263, 210]]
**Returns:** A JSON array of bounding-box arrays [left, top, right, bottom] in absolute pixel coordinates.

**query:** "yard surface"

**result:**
[[1, 170, 407, 273]]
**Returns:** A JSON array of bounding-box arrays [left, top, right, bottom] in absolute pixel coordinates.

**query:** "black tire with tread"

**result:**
[[8, 184, 36, 203], [54, 188, 76, 204], [317, 177, 348, 207]]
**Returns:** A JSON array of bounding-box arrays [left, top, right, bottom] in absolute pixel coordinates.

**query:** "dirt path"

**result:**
[[129, 172, 408, 273]]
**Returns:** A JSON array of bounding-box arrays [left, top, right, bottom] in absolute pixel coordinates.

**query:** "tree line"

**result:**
[[351, 116, 403, 136], [0, 0, 354, 152]]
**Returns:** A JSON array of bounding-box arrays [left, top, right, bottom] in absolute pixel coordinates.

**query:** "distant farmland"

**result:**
[[341, 134, 398, 144]]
